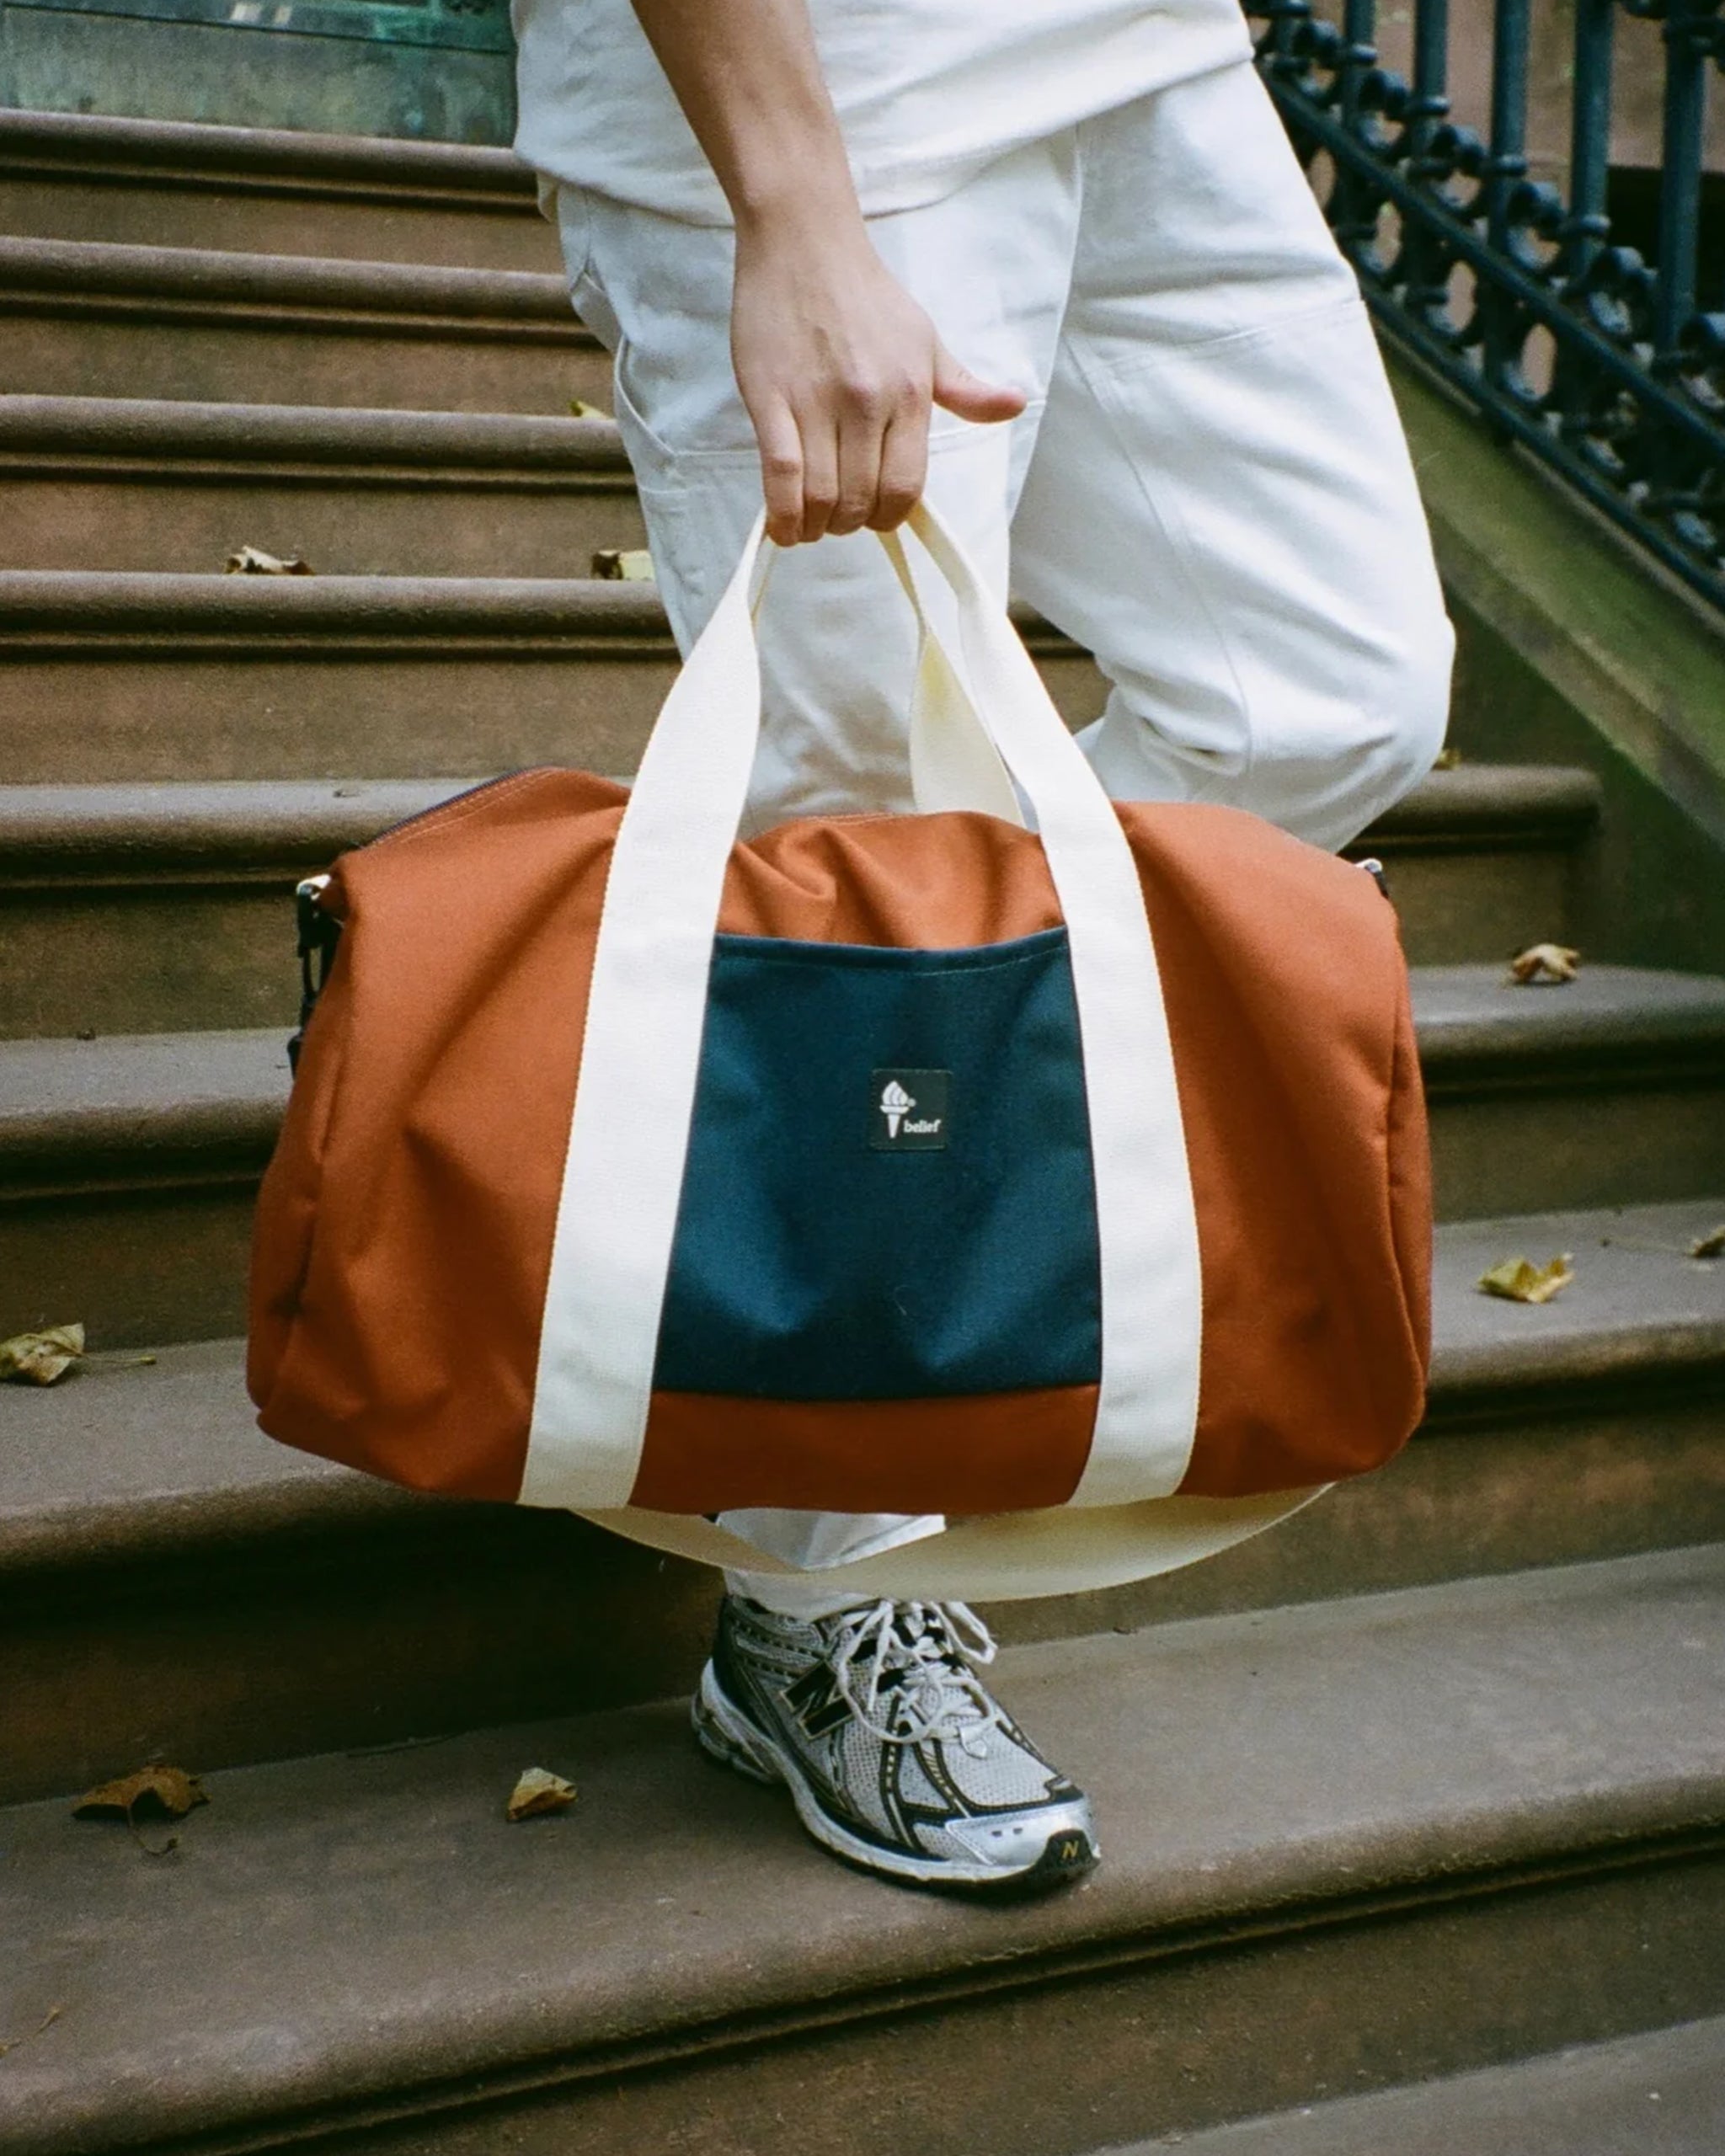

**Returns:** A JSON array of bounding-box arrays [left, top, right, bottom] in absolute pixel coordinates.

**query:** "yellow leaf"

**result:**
[[225, 546, 314, 576], [506, 1767, 577, 1821], [590, 547, 655, 582], [1508, 942, 1580, 985], [1690, 1225, 1725, 1260], [73, 1764, 209, 1822], [1477, 1254, 1575, 1305], [1431, 744, 1462, 770], [569, 399, 611, 420], [0, 1323, 85, 1385]]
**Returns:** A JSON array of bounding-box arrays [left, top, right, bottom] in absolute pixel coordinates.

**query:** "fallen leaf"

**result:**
[[1508, 942, 1580, 985], [1432, 744, 1462, 770], [591, 547, 655, 582], [0, 2004, 62, 2060], [74, 1764, 208, 1858], [1690, 1225, 1725, 1259], [225, 546, 314, 576], [0, 1324, 85, 1385], [1477, 1254, 1575, 1305], [74, 1764, 208, 1822], [506, 1768, 577, 1821], [569, 398, 610, 420]]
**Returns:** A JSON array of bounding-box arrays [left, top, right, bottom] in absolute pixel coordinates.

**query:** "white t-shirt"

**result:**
[[510, 0, 1255, 225]]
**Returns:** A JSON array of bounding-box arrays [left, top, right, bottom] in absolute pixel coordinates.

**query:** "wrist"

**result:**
[[731, 162, 868, 251]]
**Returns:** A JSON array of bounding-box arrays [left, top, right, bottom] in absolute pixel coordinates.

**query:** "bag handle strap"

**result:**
[[520, 501, 1203, 1515]]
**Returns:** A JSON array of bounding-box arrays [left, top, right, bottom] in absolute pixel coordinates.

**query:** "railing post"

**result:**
[[1564, 0, 1616, 275], [1484, 0, 1531, 395], [1653, 0, 1710, 362]]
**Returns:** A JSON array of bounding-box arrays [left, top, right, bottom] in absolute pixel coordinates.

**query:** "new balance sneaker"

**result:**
[[691, 1593, 1099, 1892]]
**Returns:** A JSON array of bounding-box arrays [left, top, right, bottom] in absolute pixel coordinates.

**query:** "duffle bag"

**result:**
[[248, 503, 1431, 1603]]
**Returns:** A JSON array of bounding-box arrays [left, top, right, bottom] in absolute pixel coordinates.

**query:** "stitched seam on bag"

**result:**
[[360, 769, 563, 860], [710, 931, 1068, 975]]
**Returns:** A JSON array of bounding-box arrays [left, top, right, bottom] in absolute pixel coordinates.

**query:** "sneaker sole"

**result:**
[[691, 1662, 1099, 1896]]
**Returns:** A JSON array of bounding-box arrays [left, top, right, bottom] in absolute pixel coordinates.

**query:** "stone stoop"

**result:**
[[1, 107, 1722, 2153]]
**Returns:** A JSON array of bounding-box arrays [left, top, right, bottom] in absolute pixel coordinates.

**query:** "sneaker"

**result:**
[[692, 1593, 1099, 1893]]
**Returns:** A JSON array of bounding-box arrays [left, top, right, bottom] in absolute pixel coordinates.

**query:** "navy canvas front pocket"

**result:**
[[654, 928, 1102, 1401]]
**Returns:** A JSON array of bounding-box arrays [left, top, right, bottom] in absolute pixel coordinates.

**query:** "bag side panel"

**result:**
[[251, 771, 625, 1500], [1116, 804, 1430, 1498]]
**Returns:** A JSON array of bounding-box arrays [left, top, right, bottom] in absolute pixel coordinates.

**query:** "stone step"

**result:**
[[2, 1547, 1722, 2155], [1115, 2016, 1725, 2155], [3, 971, 1722, 1344], [0, 396, 643, 578], [0, 109, 560, 271], [0, 570, 1107, 782], [3, 1199, 1721, 1801], [0, 237, 605, 412], [0, 764, 1601, 1038]]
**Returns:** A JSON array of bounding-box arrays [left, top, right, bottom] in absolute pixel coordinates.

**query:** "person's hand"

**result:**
[[731, 208, 1027, 547]]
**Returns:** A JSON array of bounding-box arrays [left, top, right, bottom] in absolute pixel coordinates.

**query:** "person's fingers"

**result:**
[[932, 340, 1028, 425], [828, 376, 895, 537], [797, 408, 841, 544], [752, 395, 805, 548], [868, 398, 930, 531]]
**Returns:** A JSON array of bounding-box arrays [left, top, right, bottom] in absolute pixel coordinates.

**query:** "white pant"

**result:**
[[555, 57, 1454, 1618]]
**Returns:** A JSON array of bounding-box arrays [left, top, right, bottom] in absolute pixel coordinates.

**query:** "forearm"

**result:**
[[626, 0, 862, 237]]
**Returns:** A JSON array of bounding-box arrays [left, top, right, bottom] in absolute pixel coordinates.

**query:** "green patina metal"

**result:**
[[0, 0, 518, 140]]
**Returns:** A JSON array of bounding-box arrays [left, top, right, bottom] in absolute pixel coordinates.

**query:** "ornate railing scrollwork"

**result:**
[[1246, 0, 1725, 611]]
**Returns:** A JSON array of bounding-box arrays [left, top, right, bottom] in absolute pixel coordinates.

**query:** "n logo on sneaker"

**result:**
[[782, 1662, 854, 1740]]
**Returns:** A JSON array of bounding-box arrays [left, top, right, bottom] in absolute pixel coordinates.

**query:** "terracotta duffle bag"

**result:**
[[249, 504, 1432, 1603]]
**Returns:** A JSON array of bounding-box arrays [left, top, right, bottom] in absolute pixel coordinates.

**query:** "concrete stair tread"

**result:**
[[0, 392, 626, 472], [0, 763, 1601, 881], [4, 965, 1722, 1144], [4, 1196, 1721, 1578], [0, 233, 575, 319], [1413, 962, 1725, 1066], [0, 567, 1069, 646], [1, 1544, 1721, 2156], [0, 106, 538, 202], [1357, 758, 1601, 842], [1119, 2015, 1725, 2154]]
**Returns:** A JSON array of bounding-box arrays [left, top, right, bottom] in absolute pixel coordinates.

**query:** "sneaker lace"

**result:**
[[827, 1599, 1002, 1755]]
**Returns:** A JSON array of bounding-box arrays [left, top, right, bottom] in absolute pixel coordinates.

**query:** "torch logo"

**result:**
[[879, 1078, 915, 1140]]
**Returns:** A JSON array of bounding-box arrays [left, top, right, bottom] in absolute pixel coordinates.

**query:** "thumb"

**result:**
[[932, 342, 1028, 425]]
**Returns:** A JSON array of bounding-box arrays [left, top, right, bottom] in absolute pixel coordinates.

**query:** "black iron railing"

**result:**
[[1247, 0, 1725, 612]]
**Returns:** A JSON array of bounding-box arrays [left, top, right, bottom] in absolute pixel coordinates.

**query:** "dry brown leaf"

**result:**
[[569, 398, 611, 420], [590, 547, 655, 582], [73, 1764, 208, 1822], [1431, 744, 1462, 770], [225, 546, 314, 576], [1690, 1225, 1725, 1260], [1508, 942, 1580, 985], [74, 1764, 208, 1856], [1477, 1254, 1575, 1305], [506, 1767, 577, 1821], [0, 1323, 85, 1385]]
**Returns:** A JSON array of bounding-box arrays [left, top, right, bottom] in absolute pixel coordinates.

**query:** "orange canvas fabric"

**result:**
[[248, 770, 1430, 1513]]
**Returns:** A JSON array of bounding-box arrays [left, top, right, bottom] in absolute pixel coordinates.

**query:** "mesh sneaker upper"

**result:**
[[712, 1594, 1087, 1865]]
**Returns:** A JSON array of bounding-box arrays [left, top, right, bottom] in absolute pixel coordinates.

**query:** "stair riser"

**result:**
[[1367, 843, 1579, 968], [327, 1854, 1725, 2156], [0, 179, 562, 272], [0, 474, 647, 579], [0, 644, 1110, 782], [1, 316, 609, 414], [1, 841, 1583, 1039], [5, 1401, 1720, 1805]]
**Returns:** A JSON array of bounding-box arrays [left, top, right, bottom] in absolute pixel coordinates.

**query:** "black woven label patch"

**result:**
[[869, 1068, 951, 1150]]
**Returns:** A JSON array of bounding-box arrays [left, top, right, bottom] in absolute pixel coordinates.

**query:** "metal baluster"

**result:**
[[1485, 0, 1532, 393], [1566, 0, 1616, 271], [1405, 0, 1452, 331], [1654, 0, 1708, 362]]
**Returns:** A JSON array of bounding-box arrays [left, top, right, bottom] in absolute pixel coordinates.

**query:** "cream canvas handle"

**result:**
[[520, 502, 1202, 1513]]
